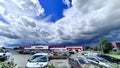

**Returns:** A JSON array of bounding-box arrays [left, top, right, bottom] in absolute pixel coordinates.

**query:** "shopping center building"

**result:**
[[23, 45, 83, 51]]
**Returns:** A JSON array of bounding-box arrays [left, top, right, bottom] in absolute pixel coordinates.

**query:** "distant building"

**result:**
[[112, 42, 120, 51], [66, 46, 83, 51], [23, 45, 83, 51], [24, 45, 48, 50], [49, 46, 83, 51], [49, 46, 66, 50], [112, 42, 120, 48]]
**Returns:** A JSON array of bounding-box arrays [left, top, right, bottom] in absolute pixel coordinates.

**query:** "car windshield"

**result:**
[[79, 59, 89, 64], [87, 57, 97, 61], [29, 55, 47, 62], [0, 49, 4, 53], [101, 55, 118, 60], [97, 57, 109, 63]]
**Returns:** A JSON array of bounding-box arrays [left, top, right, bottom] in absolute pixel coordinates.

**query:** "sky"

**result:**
[[0, 0, 120, 47], [38, 0, 72, 22]]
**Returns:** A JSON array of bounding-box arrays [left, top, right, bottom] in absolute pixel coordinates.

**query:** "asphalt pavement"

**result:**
[[9, 50, 83, 68], [13, 54, 31, 68], [49, 59, 70, 68], [11, 51, 81, 68], [13, 54, 70, 68]]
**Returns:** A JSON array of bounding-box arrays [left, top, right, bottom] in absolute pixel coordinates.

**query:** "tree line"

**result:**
[[84, 39, 113, 54]]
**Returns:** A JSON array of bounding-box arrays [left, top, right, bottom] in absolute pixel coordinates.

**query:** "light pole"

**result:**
[[100, 40, 104, 54]]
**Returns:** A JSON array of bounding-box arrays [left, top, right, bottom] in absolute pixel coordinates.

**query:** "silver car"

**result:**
[[86, 56, 112, 68]]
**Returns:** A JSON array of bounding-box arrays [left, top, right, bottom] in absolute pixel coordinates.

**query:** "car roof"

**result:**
[[98, 54, 112, 57], [34, 53, 48, 55], [87, 56, 97, 58], [69, 56, 86, 60]]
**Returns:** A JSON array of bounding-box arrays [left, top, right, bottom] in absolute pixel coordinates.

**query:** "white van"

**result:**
[[25, 53, 48, 68]]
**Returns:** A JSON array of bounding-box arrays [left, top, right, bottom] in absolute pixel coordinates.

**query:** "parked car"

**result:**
[[97, 54, 120, 64], [17, 50, 24, 54], [48, 52, 53, 57], [81, 51, 88, 56], [69, 50, 77, 55], [68, 57, 96, 68], [0, 48, 14, 67], [86, 56, 112, 68], [30, 50, 36, 55], [23, 50, 31, 54], [25, 53, 48, 68], [0, 49, 12, 61]]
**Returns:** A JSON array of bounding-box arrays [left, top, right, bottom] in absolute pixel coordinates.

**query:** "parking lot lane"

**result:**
[[13, 54, 32, 68]]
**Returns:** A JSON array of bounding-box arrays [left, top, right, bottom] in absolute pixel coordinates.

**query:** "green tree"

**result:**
[[100, 39, 113, 53], [85, 46, 93, 51], [85, 46, 90, 50], [92, 46, 100, 51]]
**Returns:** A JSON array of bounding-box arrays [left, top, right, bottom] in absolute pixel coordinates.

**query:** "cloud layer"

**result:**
[[0, 0, 120, 46]]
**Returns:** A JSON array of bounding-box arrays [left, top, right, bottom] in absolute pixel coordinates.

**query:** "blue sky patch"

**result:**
[[0, 15, 9, 24], [39, 0, 72, 22]]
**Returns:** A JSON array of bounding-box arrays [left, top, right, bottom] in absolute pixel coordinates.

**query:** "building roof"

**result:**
[[116, 43, 120, 48], [112, 42, 120, 48], [34, 53, 48, 55]]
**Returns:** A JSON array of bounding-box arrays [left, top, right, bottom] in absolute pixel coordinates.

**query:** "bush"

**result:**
[[0, 61, 17, 68], [49, 56, 67, 60], [48, 64, 58, 68]]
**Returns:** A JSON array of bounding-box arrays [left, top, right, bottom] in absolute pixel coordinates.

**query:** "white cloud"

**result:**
[[0, 0, 120, 46], [57, 0, 120, 44], [63, 0, 71, 7], [0, 0, 44, 21], [0, 6, 5, 14], [0, 21, 7, 26]]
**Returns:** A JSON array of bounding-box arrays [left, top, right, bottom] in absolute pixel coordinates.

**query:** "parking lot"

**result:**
[[13, 54, 70, 68], [49, 59, 70, 68], [5, 50, 120, 68], [13, 54, 32, 68], [12, 52, 86, 68]]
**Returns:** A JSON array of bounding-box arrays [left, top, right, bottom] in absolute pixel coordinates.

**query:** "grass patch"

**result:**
[[107, 54, 120, 59], [107, 51, 120, 59]]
